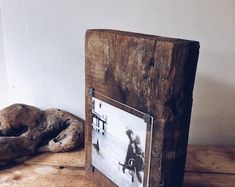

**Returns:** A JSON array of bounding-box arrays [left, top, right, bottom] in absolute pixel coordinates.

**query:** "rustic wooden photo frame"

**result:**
[[89, 89, 153, 187], [85, 29, 199, 187]]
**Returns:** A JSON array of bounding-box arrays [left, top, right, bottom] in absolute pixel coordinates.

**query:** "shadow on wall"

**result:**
[[189, 74, 235, 145], [0, 67, 8, 109]]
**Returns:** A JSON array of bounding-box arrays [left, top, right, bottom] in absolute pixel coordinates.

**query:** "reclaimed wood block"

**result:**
[[85, 29, 199, 187]]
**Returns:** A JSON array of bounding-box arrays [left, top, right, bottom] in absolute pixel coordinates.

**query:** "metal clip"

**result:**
[[89, 164, 95, 172], [89, 87, 95, 97], [143, 113, 152, 131]]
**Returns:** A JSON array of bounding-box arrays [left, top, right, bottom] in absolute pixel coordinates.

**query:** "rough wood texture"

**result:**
[[183, 173, 235, 187], [186, 145, 235, 174], [0, 104, 84, 164], [85, 29, 199, 187], [0, 164, 95, 187], [24, 149, 85, 168], [0, 145, 234, 187], [3, 167, 234, 187]]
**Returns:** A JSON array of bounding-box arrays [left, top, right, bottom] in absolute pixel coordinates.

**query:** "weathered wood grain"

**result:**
[[2, 145, 233, 174], [0, 164, 96, 187], [186, 145, 235, 174], [0, 145, 234, 187], [1, 164, 235, 187], [0, 104, 84, 163], [85, 29, 199, 187], [183, 173, 235, 187], [24, 148, 85, 168]]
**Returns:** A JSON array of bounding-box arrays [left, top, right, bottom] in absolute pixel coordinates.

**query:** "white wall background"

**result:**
[[0, 7, 8, 109], [0, 0, 234, 145]]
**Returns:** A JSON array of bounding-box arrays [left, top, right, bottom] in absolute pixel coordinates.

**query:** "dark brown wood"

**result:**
[[85, 29, 199, 187], [0, 104, 84, 163]]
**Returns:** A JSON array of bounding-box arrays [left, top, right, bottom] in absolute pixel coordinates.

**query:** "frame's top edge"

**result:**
[[85, 29, 200, 45]]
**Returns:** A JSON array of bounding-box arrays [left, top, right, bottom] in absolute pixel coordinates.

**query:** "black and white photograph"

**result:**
[[91, 97, 152, 187]]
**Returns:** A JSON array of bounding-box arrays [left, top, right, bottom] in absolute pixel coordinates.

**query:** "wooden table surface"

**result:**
[[0, 145, 234, 187]]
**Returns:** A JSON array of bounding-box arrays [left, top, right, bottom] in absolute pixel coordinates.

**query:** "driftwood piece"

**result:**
[[0, 104, 84, 163], [85, 30, 199, 187]]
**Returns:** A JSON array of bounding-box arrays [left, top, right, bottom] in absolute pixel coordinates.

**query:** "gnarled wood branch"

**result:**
[[0, 104, 84, 163]]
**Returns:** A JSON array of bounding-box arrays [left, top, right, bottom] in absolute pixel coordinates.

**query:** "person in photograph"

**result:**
[[119, 129, 144, 184]]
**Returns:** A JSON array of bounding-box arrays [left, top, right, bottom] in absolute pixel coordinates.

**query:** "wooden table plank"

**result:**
[[24, 148, 85, 168], [186, 145, 235, 174], [0, 164, 96, 187], [183, 172, 235, 187], [1, 164, 234, 187], [18, 145, 235, 174], [0, 145, 234, 187]]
